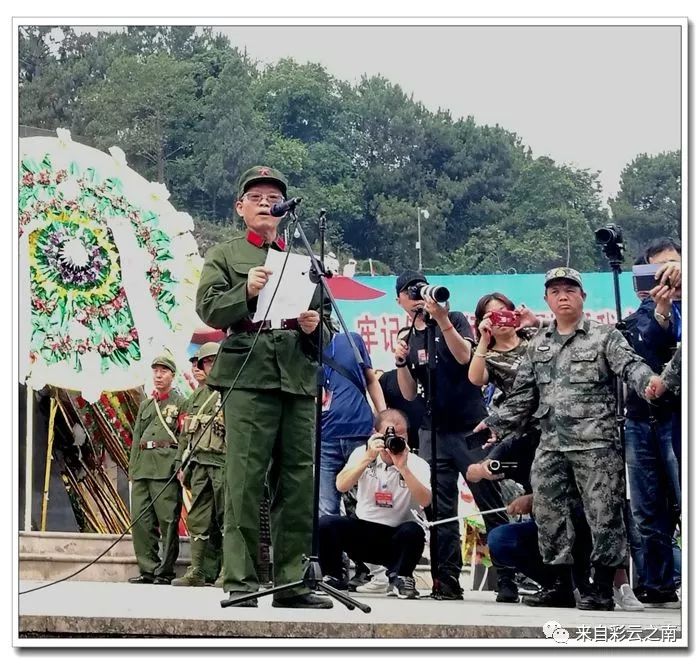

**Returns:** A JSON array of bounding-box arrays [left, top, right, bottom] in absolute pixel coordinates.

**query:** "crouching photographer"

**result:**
[[318, 409, 431, 599]]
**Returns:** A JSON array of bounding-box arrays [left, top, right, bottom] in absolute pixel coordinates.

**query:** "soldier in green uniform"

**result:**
[[477, 268, 657, 611], [172, 342, 226, 587], [196, 166, 332, 609], [128, 356, 184, 584]]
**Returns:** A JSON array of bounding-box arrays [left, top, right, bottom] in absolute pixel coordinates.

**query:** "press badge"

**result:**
[[375, 491, 394, 508], [321, 388, 333, 412], [417, 348, 428, 364]]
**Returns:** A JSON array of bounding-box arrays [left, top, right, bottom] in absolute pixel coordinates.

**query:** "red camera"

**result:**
[[489, 310, 521, 327]]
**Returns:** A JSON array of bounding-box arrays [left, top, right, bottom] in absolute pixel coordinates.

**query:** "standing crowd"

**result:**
[[125, 164, 682, 612]]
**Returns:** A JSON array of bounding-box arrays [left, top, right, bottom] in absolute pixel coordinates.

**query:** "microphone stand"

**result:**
[[423, 312, 441, 584], [221, 206, 370, 613]]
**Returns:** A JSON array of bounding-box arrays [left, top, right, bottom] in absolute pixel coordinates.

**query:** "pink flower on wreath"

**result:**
[[129, 327, 139, 340], [97, 339, 116, 355], [114, 335, 131, 350], [100, 303, 114, 317], [22, 172, 35, 186], [149, 283, 162, 297], [55, 169, 67, 183], [31, 296, 47, 313], [38, 171, 50, 185], [76, 340, 91, 354]]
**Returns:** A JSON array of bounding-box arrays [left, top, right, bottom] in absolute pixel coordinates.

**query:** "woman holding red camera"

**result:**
[[468, 293, 540, 403]]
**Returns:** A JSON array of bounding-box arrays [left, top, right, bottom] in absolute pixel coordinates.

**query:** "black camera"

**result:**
[[594, 224, 625, 262], [487, 459, 518, 473], [383, 426, 407, 455], [407, 281, 450, 304]]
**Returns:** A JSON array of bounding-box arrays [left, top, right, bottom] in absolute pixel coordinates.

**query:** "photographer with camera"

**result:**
[[467, 293, 542, 490], [318, 409, 431, 599], [476, 267, 657, 611], [393, 271, 513, 602], [623, 238, 682, 609]]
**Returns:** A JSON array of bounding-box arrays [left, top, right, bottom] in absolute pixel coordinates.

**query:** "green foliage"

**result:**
[[609, 151, 681, 259], [19, 26, 677, 275]]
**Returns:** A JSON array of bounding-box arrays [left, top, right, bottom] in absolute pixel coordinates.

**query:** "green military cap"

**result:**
[[237, 166, 288, 199], [151, 355, 176, 373], [196, 342, 221, 367], [544, 267, 584, 289]]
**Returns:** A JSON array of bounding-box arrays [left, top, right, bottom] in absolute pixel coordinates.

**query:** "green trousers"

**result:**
[[186, 462, 225, 581], [222, 389, 315, 597], [130, 477, 182, 579]]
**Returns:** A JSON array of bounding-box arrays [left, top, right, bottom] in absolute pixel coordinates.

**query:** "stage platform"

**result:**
[[17, 580, 683, 644]]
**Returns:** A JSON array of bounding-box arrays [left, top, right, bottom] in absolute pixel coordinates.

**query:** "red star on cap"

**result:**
[[258, 167, 270, 176]]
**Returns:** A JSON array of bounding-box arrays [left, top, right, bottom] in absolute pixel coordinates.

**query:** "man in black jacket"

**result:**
[[622, 238, 681, 609], [393, 271, 513, 602]]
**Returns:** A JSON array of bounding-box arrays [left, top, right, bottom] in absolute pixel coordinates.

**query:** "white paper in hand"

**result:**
[[253, 250, 316, 326]]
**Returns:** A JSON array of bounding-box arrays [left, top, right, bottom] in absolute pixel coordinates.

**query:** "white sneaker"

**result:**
[[356, 577, 389, 594], [613, 584, 645, 612]]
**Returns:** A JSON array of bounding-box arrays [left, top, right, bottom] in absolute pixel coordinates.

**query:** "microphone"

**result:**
[[270, 197, 302, 217]]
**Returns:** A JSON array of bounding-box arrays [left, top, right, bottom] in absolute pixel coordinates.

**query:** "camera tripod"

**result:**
[[221, 208, 371, 613]]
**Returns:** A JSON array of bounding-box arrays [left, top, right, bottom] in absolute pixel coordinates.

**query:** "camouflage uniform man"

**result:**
[[196, 166, 332, 609], [128, 356, 184, 584], [172, 342, 226, 587], [646, 346, 682, 398], [479, 268, 656, 611]]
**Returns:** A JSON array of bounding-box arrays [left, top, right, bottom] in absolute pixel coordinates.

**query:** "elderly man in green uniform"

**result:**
[[128, 356, 184, 584], [196, 166, 332, 609], [477, 267, 656, 611], [172, 342, 226, 587]]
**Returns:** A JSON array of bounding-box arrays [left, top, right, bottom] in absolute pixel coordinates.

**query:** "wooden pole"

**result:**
[[23, 387, 34, 531], [39, 396, 58, 531]]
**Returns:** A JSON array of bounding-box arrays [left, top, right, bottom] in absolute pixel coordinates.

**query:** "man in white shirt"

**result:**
[[318, 409, 431, 599]]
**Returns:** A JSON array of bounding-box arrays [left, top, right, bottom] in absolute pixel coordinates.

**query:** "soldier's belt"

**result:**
[[228, 318, 299, 334], [139, 440, 178, 450]]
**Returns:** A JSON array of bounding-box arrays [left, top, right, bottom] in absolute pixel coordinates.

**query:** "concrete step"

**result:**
[[19, 531, 192, 583], [19, 531, 491, 591]]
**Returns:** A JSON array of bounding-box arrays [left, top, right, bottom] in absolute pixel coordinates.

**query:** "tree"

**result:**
[[609, 151, 681, 259], [74, 54, 201, 183], [442, 157, 607, 274]]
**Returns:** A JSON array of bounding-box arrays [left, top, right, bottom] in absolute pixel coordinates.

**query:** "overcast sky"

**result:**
[[70, 22, 681, 206], [210, 25, 681, 205]]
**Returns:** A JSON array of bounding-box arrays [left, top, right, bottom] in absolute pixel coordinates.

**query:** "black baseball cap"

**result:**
[[396, 270, 427, 295]]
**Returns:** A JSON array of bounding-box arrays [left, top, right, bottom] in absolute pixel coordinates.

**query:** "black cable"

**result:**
[[20, 237, 299, 595]]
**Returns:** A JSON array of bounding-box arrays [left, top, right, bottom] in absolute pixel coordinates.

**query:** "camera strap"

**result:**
[[322, 353, 367, 396]]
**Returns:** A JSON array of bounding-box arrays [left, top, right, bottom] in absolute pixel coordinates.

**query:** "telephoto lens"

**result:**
[[383, 426, 407, 455]]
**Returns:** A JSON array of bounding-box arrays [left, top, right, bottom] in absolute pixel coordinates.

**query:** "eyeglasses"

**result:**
[[242, 192, 284, 204]]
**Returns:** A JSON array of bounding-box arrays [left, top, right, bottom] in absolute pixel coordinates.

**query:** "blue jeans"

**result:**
[[487, 513, 592, 590], [625, 418, 680, 592], [319, 437, 367, 517]]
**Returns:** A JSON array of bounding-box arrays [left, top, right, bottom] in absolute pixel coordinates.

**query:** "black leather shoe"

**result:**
[[153, 576, 173, 585], [272, 593, 333, 609], [523, 586, 576, 608], [577, 589, 615, 611], [225, 591, 259, 608], [322, 575, 349, 591], [496, 577, 520, 603], [128, 574, 154, 584], [430, 577, 463, 600]]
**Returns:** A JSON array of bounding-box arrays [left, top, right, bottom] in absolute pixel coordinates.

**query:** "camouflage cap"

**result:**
[[196, 342, 221, 367], [237, 166, 288, 199], [151, 355, 176, 373], [544, 267, 584, 289]]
